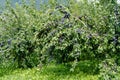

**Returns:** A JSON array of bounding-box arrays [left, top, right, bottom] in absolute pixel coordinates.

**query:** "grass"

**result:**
[[0, 61, 99, 80]]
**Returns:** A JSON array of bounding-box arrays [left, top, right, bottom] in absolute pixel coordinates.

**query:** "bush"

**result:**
[[98, 59, 120, 80], [0, 0, 120, 75], [0, 2, 41, 68], [35, 1, 120, 64]]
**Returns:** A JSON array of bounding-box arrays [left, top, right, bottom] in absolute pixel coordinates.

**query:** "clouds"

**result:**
[[117, 0, 120, 4]]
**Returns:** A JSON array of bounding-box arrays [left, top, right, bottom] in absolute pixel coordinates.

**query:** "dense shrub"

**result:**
[[0, 2, 41, 68], [98, 58, 120, 80], [34, 1, 120, 64], [0, 1, 120, 79]]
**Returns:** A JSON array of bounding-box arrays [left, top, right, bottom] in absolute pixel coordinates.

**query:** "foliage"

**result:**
[[0, 2, 41, 68], [98, 59, 120, 80], [34, 0, 120, 65], [0, 0, 120, 79]]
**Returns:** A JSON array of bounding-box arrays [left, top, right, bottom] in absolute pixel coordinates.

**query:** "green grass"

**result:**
[[0, 61, 99, 80]]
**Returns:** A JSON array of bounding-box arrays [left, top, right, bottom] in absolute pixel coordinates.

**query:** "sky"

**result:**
[[76, 0, 120, 4], [117, 0, 120, 4], [1, 0, 120, 8]]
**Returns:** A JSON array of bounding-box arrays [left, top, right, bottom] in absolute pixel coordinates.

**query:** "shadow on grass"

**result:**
[[75, 60, 100, 74], [41, 60, 100, 76], [0, 60, 100, 79], [0, 61, 17, 77], [0, 66, 14, 77]]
